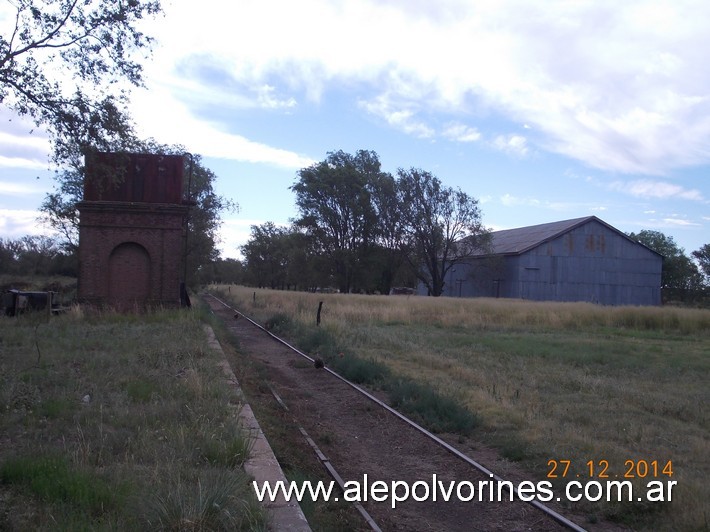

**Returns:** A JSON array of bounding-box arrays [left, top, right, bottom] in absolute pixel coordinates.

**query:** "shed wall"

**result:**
[[440, 219, 662, 305]]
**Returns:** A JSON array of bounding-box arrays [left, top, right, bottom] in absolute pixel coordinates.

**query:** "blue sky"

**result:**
[[1, 0, 709, 260]]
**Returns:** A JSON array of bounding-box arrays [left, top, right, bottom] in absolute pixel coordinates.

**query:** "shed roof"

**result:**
[[479, 216, 661, 257], [487, 216, 592, 254]]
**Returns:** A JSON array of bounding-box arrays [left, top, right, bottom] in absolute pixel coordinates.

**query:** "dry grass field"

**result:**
[[212, 285, 709, 532]]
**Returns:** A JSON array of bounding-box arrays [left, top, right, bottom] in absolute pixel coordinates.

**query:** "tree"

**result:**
[[197, 258, 244, 286], [15, 235, 59, 275], [241, 224, 327, 291], [398, 168, 488, 297], [692, 244, 710, 282], [628, 230, 703, 293], [0, 238, 22, 274], [241, 222, 290, 289], [0, 235, 76, 277], [180, 151, 237, 286], [0, 0, 161, 161], [367, 172, 408, 293], [291, 150, 381, 293], [282, 230, 331, 291]]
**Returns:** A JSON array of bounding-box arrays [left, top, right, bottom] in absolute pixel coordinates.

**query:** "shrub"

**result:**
[[200, 434, 254, 469], [141, 470, 265, 531], [328, 354, 391, 386], [296, 327, 338, 358], [387, 379, 480, 435], [264, 313, 291, 334]]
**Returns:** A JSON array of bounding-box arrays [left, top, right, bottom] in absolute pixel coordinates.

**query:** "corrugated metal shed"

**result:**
[[433, 216, 663, 306]]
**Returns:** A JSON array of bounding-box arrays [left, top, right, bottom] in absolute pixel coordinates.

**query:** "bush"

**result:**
[[264, 312, 291, 334], [328, 354, 391, 386], [387, 379, 480, 436], [297, 327, 338, 357]]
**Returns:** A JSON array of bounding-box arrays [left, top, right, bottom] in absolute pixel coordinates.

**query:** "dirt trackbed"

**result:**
[[205, 294, 593, 532]]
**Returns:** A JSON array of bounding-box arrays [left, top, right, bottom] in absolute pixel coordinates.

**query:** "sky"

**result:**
[[1, 0, 709, 260]]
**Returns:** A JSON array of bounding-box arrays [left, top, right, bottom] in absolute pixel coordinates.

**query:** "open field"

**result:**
[[211, 285, 710, 531], [0, 305, 265, 530]]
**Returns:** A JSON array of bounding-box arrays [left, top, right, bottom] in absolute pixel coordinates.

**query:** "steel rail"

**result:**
[[207, 293, 587, 532], [268, 384, 383, 532]]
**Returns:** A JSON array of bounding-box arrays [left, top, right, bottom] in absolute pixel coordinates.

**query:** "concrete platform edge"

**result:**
[[204, 325, 312, 531]]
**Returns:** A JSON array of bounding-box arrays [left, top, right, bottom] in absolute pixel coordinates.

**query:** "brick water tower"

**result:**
[[77, 152, 189, 310]]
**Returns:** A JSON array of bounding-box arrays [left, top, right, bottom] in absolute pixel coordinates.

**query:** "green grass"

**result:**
[[0, 454, 117, 512], [212, 285, 710, 532], [0, 303, 266, 531], [387, 378, 479, 435], [265, 308, 480, 435], [124, 378, 159, 403], [141, 470, 264, 531], [201, 432, 254, 468]]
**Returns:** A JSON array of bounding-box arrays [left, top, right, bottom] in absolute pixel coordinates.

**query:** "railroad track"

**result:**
[[205, 293, 590, 532]]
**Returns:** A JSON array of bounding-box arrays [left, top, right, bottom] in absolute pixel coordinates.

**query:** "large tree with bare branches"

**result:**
[[398, 168, 489, 296]]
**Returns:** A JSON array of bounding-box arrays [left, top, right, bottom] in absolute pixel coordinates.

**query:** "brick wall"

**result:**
[[77, 201, 187, 310]]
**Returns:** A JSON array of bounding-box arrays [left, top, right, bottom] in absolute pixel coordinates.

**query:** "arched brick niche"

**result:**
[[77, 152, 188, 310], [108, 242, 151, 311]]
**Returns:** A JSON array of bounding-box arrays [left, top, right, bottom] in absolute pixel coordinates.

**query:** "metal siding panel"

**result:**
[[453, 217, 661, 304], [506, 256, 520, 298], [539, 220, 662, 305]]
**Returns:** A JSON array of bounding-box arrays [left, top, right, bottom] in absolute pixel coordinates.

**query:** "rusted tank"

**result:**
[[83, 152, 185, 204]]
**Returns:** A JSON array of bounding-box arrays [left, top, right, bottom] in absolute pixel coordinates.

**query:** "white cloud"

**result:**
[[0, 110, 52, 169], [661, 217, 700, 227], [142, 0, 710, 174], [492, 134, 529, 157], [358, 95, 435, 138], [442, 122, 481, 143], [609, 179, 704, 201], [0, 181, 46, 196], [5, 0, 710, 176], [0, 209, 53, 238], [256, 85, 298, 110], [498, 194, 611, 214], [0, 156, 49, 170], [217, 218, 256, 260], [640, 216, 704, 233], [131, 86, 314, 169], [500, 193, 540, 207]]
